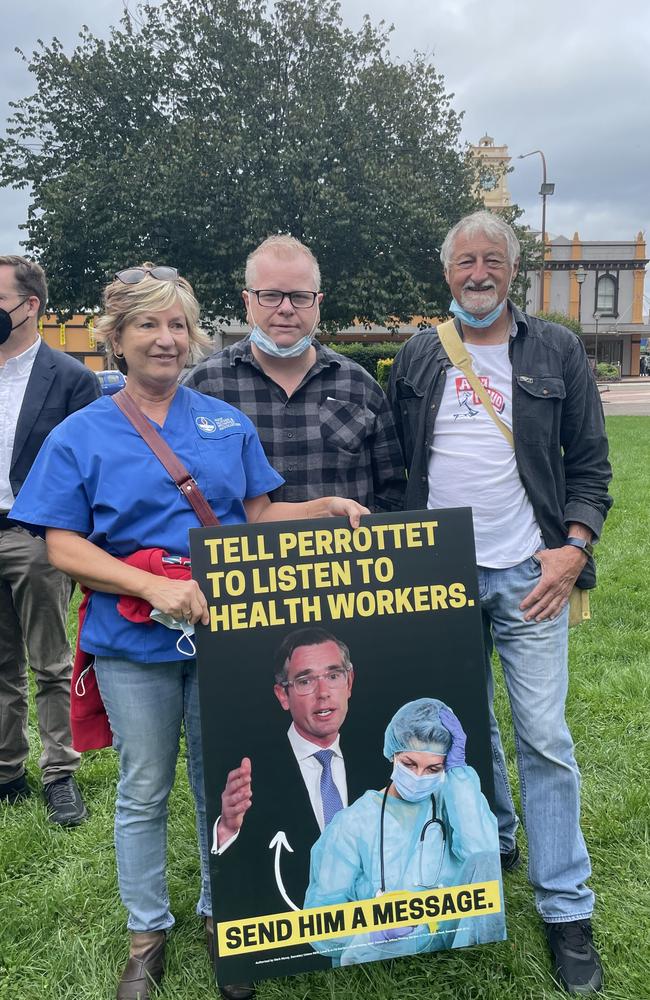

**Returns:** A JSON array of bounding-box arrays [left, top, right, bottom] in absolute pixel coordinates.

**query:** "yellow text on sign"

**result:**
[[217, 881, 501, 955]]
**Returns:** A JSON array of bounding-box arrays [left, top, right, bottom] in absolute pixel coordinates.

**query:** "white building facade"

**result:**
[[526, 232, 649, 376]]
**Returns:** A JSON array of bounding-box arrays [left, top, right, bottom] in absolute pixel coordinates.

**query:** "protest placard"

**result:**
[[190, 508, 505, 985]]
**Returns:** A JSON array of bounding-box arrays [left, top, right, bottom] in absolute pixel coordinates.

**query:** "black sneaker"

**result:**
[[0, 772, 32, 803], [545, 919, 603, 994], [43, 775, 88, 826], [500, 843, 522, 873]]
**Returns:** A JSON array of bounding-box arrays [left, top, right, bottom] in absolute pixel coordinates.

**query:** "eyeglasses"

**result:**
[[247, 288, 318, 309], [115, 266, 179, 285], [281, 668, 349, 696]]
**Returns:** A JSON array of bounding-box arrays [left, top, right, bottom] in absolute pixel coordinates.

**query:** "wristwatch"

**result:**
[[565, 536, 594, 558]]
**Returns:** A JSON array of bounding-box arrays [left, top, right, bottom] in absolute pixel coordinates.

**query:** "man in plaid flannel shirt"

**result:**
[[184, 236, 405, 512]]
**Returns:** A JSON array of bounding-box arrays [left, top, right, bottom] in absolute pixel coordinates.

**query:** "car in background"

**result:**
[[96, 370, 127, 395]]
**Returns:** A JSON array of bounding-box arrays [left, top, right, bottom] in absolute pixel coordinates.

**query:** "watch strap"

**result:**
[[565, 536, 594, 558]]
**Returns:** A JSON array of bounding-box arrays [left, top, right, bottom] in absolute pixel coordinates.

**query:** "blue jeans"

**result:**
[[478, 554, 594, 923], [95, 656, 211, 932]]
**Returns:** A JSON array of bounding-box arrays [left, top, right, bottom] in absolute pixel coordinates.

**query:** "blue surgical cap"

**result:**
[[383, 698, 453, 760]]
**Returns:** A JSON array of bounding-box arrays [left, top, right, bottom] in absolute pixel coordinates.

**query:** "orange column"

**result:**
[[632, 232, 646, 324], [569, 232, 582, 320]]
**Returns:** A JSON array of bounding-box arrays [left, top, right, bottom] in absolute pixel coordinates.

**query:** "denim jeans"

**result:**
[[95, 655, 211, 932], [478, 554, 594, 923]]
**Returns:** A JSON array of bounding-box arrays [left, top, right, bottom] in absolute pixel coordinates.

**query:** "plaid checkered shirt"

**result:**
[[184, 338, 405, 511]]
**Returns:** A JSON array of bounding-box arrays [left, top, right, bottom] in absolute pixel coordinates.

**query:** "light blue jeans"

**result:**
[[478, 553, 594, 923], [95, 656, 211, 932]]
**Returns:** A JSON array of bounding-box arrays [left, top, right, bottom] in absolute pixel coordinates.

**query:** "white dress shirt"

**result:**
[[211, 722, 348, 854], [286, 722, 348, 831], [0, 337, 41, 510]]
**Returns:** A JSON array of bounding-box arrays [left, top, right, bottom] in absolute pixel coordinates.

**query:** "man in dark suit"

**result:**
[[209, 628, 381, 988], [0, 255, 100, 823]]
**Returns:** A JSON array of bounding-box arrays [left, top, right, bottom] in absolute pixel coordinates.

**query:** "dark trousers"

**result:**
[[0, 524, 79, 784]]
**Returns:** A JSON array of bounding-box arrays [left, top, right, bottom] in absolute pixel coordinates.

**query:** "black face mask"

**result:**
[[0, 299, 29, 345]]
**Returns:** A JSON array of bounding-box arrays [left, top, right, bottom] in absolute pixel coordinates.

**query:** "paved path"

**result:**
[[599, 380, 650, 416]]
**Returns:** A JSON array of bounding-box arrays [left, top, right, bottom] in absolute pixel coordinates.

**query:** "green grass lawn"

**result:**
[[1, 415, 648, 1000]]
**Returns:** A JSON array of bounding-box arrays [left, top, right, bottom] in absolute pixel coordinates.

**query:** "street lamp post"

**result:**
[[518, 150, 555, 313], [575, 266, 586, 324], [593, 311, 601, 367]]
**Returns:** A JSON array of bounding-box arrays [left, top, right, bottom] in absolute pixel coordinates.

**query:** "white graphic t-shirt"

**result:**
[[427, 338, 541, 568]]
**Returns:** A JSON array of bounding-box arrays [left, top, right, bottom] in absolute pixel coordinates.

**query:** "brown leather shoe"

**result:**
[[219, 984, 256, 1000], [117, 931, 166, 1000], [205, 915, 217, 965], [204, 918, 255, 1000]]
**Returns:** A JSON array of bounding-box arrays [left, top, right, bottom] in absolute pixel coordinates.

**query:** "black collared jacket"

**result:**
[[388, 303, 613, 589]]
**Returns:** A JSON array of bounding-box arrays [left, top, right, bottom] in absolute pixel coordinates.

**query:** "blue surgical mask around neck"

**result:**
[[390, 760, 445, 802], [248, 295, 319, 359], [249, 324, 313, 359], [449, 296, 507, 329]]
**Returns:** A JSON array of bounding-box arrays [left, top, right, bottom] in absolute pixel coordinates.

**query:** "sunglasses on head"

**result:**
[[114, 266, 179, 285]]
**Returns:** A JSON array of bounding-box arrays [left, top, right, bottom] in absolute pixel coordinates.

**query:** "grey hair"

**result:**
[[245, 235, 321, 291], [440, 211, 520, 269]]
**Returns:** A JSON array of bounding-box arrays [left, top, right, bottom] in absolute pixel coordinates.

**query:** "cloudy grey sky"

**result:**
[[1, 0, 648, 291]]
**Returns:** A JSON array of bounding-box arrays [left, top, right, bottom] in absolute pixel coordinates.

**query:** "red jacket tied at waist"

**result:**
[[70, 548, 192, 752]]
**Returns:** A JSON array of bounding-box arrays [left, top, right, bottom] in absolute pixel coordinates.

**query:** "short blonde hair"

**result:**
[[94, 264, 211, 373], [245, 235, 321, 291]]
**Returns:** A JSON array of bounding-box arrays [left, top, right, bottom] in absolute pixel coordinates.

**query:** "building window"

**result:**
[[595, 274, 617, 316]]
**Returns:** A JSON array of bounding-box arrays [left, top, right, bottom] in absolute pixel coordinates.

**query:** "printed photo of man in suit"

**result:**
[[209, 627, 378, 982], [0, 255, 99, 823], [214, 627, 353, 857]]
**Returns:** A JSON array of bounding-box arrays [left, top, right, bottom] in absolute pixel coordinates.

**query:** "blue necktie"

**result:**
[[313, 748, 343, 825]]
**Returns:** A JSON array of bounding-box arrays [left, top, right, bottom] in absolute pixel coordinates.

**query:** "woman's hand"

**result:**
[[439, 707, 467, 770], [140, 576, 209, 626], [321, 497, 369, 528], [46, 529, 209, 625], [246, 494, 369, 528]]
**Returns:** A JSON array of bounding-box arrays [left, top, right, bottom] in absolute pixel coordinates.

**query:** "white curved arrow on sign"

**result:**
[[269, 831, 299, 911]]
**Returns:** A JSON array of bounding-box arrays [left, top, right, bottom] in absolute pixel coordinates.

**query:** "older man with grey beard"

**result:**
[[388, 211, 612, 995]]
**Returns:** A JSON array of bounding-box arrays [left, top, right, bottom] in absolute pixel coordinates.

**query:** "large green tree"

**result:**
[[1, 0, 480, 325]]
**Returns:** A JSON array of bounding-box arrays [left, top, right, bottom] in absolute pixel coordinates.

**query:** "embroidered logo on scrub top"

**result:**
[[195, 416, 217, 433], [193, 412, 243, 438], [214, 416, 241, 431]]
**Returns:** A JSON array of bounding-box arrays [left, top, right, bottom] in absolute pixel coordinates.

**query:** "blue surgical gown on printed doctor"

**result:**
[[304, 766, 505, 966]]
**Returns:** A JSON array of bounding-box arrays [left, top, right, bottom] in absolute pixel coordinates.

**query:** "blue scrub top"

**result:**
[[11, 386, 284, 662]]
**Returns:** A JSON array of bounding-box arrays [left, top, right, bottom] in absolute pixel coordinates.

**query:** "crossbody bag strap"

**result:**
[[112, 389, 220, 527], [437, 322, 588, 625], [436, 319, 515, 448]]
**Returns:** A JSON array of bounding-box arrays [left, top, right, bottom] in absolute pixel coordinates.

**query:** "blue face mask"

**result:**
[[249, 324, 313, 358], [391, 760, 445, 802], [449, 296, 507, 329]]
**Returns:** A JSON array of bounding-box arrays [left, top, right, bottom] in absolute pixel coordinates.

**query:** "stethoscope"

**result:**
[[377, 784, 447, 896]]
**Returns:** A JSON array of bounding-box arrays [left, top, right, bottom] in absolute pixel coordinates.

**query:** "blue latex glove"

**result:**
[[369, 924, 416, 943], [439, 707, 467, 770]]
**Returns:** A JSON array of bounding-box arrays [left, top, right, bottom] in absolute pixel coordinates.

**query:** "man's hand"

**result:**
[[216, 757, 253, 848], [520, 547, 587, 622]]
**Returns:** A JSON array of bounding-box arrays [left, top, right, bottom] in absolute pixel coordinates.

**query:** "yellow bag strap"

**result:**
[[436, 322, 590, 627], [436, 319, 514, 449]]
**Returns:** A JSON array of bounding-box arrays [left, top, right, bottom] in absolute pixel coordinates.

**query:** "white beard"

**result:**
[[458, 286, 499, 315]]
